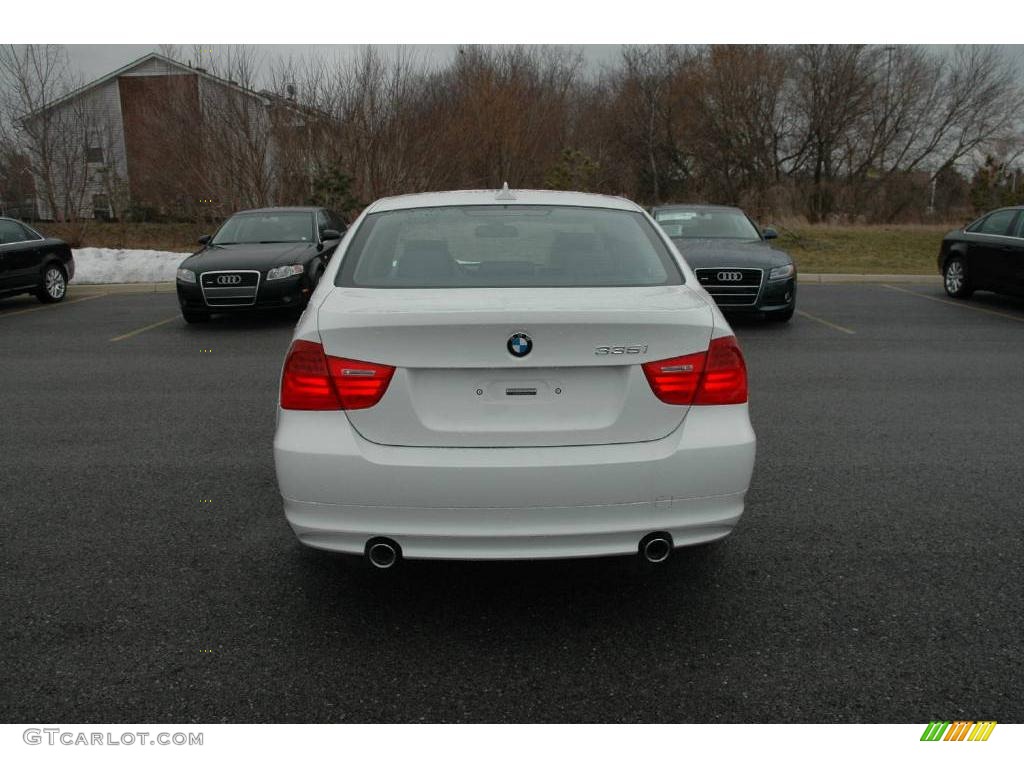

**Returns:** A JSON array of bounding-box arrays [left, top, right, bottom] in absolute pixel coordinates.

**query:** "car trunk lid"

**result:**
[[317, 285, 714, 447]]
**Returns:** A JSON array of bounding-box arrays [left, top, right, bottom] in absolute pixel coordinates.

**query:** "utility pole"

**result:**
[[880, 45, 895, 176]]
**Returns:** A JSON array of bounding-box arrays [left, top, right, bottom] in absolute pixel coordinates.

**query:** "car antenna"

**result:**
[[495, 182, 516, 201]]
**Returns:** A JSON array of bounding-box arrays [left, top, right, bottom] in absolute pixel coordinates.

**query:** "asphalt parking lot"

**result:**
[[1, 282, 1022, 723]]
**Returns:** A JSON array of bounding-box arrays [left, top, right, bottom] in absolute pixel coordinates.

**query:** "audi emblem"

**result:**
[[716, 271, 744, 282], [216, 274, 242, 285]]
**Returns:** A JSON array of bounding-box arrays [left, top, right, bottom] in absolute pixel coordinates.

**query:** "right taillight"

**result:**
[[642, 335, 747, 406], [694, 335, 748, 405], [280, 339, 394, 411]]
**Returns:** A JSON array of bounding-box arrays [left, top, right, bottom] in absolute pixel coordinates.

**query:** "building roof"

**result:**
[[367, 188, 641, 214], [25, 52, 272, 120]]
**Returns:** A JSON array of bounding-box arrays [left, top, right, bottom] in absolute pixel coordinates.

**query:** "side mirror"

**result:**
[[198, 234, 212, 245], [761, 227, 778, 240], [320, 229, 341, 241]]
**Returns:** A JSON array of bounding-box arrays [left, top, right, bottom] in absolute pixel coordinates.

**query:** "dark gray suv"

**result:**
[[651, 204, 797, 322]]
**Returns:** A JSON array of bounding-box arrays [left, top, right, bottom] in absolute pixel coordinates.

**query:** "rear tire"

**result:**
[[943, 256, 973, 299], [36, 264, 67, 303], [182, 310, 211, 324], [767, 304, 795, 322]]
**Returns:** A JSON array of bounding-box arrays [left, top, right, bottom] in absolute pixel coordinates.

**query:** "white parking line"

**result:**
[[882, 284, 1024, 323], [796, 309, 855, 335]]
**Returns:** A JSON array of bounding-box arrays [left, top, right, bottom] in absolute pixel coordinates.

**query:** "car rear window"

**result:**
[[335, 205, 682, 288]]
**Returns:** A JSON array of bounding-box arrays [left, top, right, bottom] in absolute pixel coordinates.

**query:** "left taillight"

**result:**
[[280, 340, 394, 411]]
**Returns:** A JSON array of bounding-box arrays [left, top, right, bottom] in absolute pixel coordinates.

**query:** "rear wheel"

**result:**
[[36, 264, 67, 303], [943, 257, 973, 299], [182, 309, 211, 324]]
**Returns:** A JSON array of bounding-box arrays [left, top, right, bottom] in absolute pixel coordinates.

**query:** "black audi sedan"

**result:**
[[176, 206, 347, 323], [0, 217, 75, 304], [937, 206, 1024, 299], [651, 204, 796, 321]]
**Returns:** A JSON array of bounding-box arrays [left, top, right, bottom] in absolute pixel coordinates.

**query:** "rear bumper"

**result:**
[[273, 404, 756, 560]]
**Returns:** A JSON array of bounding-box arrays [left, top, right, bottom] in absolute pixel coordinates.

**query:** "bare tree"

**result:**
[[0, 44, 94, 222], [784, 45, 877, 220], [4, 43, 1018, 228], [610, 45, 690, 204], [686, 45, 792, 211]]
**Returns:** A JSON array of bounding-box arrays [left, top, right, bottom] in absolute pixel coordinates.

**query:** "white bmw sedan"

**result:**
[[273, 189, 756, 567]]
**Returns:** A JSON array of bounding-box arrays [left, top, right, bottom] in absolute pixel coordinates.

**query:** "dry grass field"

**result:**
[[41, 221, 207, 252], [772, 223, 954, 275]]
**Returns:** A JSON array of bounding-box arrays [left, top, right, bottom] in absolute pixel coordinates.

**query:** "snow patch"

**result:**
[[72, 247, 191, 284]]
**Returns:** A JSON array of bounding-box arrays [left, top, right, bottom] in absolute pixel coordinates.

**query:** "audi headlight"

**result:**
[[176, 268, 196, 283], [267, 264, 304, 281], [769, 263, 795, 280]]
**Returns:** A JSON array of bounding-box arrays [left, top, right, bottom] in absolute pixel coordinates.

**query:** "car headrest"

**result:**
[[475, 260, 535, 279], [549, 231, 603, 275], [395, 240, 455, 280], [550, 232, 597, 258]]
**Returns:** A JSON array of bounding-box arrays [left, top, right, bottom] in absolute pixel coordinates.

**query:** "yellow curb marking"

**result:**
[[882, 284, 1024, 323], [109, 315, 180, 342], [796, 309, 856, 335], [0, 293, 105, 319]]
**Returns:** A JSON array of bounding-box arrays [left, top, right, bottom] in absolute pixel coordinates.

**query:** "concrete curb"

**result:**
[[801, 273, 941, 284], [71, 282, 176, 294]]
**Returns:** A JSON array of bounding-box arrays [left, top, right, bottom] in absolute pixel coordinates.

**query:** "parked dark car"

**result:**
[[938, 206, 1024, 299], [650, 204, 796, 321], [175, 207, 348, 323], [0, 217, 74, 304]]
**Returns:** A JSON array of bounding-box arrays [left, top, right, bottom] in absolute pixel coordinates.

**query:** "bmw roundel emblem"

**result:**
[[507, 332, 532, 358]]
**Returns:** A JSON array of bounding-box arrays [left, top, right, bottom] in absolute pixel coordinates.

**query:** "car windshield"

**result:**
[[211, 212, 314, 245], [336, 205, 682, 288], [654, 208, 761, 240]]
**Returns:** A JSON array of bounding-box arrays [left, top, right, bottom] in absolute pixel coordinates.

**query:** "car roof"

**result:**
[[234, 206, 322, 215], [366, 189, 642, 214], [652, 203, 743, 213]]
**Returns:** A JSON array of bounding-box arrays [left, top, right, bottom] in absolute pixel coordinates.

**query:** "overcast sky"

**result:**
[[65, 44, 626, 82], [63, 44, 1024, 88]]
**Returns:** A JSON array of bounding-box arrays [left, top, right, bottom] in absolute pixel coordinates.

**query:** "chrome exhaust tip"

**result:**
[[365, 538, 401, 569], [639, 532, 673, 564]]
